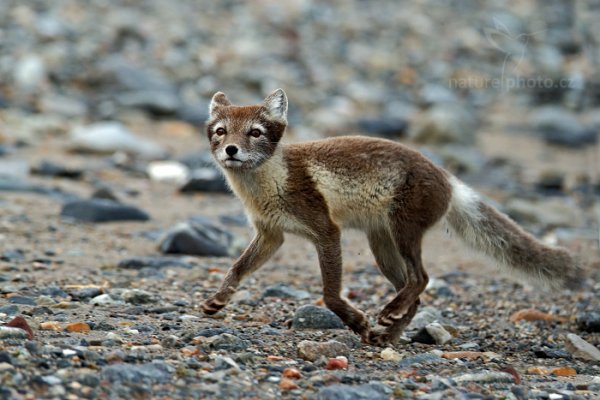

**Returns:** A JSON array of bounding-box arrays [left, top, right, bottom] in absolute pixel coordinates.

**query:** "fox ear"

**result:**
[[263, 88, 288, 121], [209, 92, 231, 115]]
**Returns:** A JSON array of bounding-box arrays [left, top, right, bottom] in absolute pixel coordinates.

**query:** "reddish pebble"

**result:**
[[282, 367, 302, 379], [65, 322, 91, 332], [279, 378, 299, 391], [325, 356, 348, 370], [6, 315, 33, 339], [551, 367, 577, 377]]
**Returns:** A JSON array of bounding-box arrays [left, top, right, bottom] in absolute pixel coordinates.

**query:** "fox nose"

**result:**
[[225, 145, 238, 156]]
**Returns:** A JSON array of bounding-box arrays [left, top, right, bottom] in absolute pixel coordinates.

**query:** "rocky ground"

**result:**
[[1, 0, 600, 399]]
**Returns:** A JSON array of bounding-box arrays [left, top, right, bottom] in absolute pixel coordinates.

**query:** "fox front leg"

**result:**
[[202, 227, 283, 315]]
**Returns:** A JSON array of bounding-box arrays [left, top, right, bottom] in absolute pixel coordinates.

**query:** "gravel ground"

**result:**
[[1, 1, 599, 399]]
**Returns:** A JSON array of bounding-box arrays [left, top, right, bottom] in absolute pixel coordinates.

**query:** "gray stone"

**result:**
[[0, 327, 28, 340], [425, 322, 453, 345], [90, 294, 125, 306], [565, 333, 600, 361], [407, 307, 442, 330], [316, 383, 392, 400], [13, 54, 46, 91], [398, 352, 443, 368], [297, 340, 349, 362], [356, 117, 409, 138], [61, 199, 150, 223], [532, 106, 597, 148], [412, 105, 477, 145], [69, 122, 167, 159], [31, 161, 83, 180], [102, 361, 174, 384], [39, 93, 88, 117], [179, 168, 229, 194], [116, 90, 180, 115], [263, 283, 310, 300], [292, 305, 345, 330], [577, 312, 600, 333], [118, 256, 193, 270], [159, 217, 233, 257], [121, 289, 156, 305], [209, 333, 248, 352], [452, 371, 515, 384]]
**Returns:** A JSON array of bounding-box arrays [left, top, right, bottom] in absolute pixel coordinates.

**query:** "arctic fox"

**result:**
[[201, 88, 583, 345]]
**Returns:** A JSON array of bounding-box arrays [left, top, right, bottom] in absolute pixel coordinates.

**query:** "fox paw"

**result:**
[[201, 296, 227, 315], [363, 329, 396, 347]]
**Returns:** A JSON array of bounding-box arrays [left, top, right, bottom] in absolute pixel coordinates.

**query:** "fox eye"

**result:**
[[249, 129, 262, 138], [215, 127, 226, 136]]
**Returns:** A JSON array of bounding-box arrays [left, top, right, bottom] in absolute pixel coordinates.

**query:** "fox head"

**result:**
[[206, 89, 288, 171]]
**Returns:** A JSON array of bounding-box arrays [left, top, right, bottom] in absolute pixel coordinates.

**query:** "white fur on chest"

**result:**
[[223, 154, 305, 233]]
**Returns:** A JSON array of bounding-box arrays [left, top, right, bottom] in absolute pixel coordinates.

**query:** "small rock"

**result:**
[[0, 327, 28, 340], [442, 351, 501, 361], [8, 296, 36, 306], [411, 105, 476, 145], [380, 347, 402, 362], [117, 256, 192, 270], [31, 161, 83, 179], [40, 322, 62, 331], [532, 106, 597, 148], [407, 307, 442, 330], [325, 356, 348, 370], [69, 122, 167, 159], [38, 93, 88, 118], [179, 168, 229, 193], [425, 322, 453, 345], [61, 199, 150, 223], [565, 333, 600, 361], [159, 217, 234, 257], [208, 333, 248, 351], [263, 283, 310, 300], [510, 308, 566, 323], [282, 368, 302, 379], [398, 352, 443, 368], [316, 383, 392, 400], [453, 371, 515, 384], [550, 367, 577, 376], [533, 347, 571, 359], [147, 161, 189, 184], [292, 305, 345, 330], [214, 356, 240, 371], [356, 117, 409, 138], [102, 361, 174, 384], [279, 378, 299, 391], [121, 289, 156, 305], [0, 305, 19, 315], [90, 294, 125, 306], [116, 90, 180, 115], [14, 54, 46, 91], [297, 340, 350, 362], [576, 312, 600, 333], [535, 171, 565, 195], [6, 315, 33, 339], [65, 322, 91, 333]]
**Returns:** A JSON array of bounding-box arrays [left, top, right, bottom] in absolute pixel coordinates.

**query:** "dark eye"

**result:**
[[215, 127, 226, 136], [249, 129, 261, 138]]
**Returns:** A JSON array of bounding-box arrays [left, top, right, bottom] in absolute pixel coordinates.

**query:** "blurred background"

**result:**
[[0, 0, 599, 248]]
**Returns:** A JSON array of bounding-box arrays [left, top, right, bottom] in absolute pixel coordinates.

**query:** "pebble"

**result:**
[[424, 322, 453, 345], [65, 322, 91, 333], [279, 377, 299, 391], [6, 316, 33, 339], [411, 105, 476, 145], [0, 327, 28, 340], [380, 347, 402, 362], [452, 371, 515, 384], [510, 308, 566, 323], [297, 340, 350, 362], [69, 122, 167, 159], [576, 311, 600, 333], [147, 161, 189, 184], [159, 218, 234, 257], [282, 367, 302, 379], [121, 289, 156, 305], [292, 305, 345, 330], [31, 161, 84, 180], [263, 283, 311, 300], [356, 117, 409, 138], [407, 307, 442, 330], [90, 294, 125, 306], [61, 199, 150, 223], [325, 356, 348, 370], [206, 333, 248, 351], [532, 106, 597, 148], [441, 351, 501, 361], [564, 333, 600, 361], [316, 383, 392, 400], [117, 256, 192, 270], [102, 361, 174, 384], [179, 168, 229, 193]]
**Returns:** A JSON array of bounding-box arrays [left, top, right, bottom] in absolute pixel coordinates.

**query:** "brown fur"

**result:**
[[201, 89, 584, 346]]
